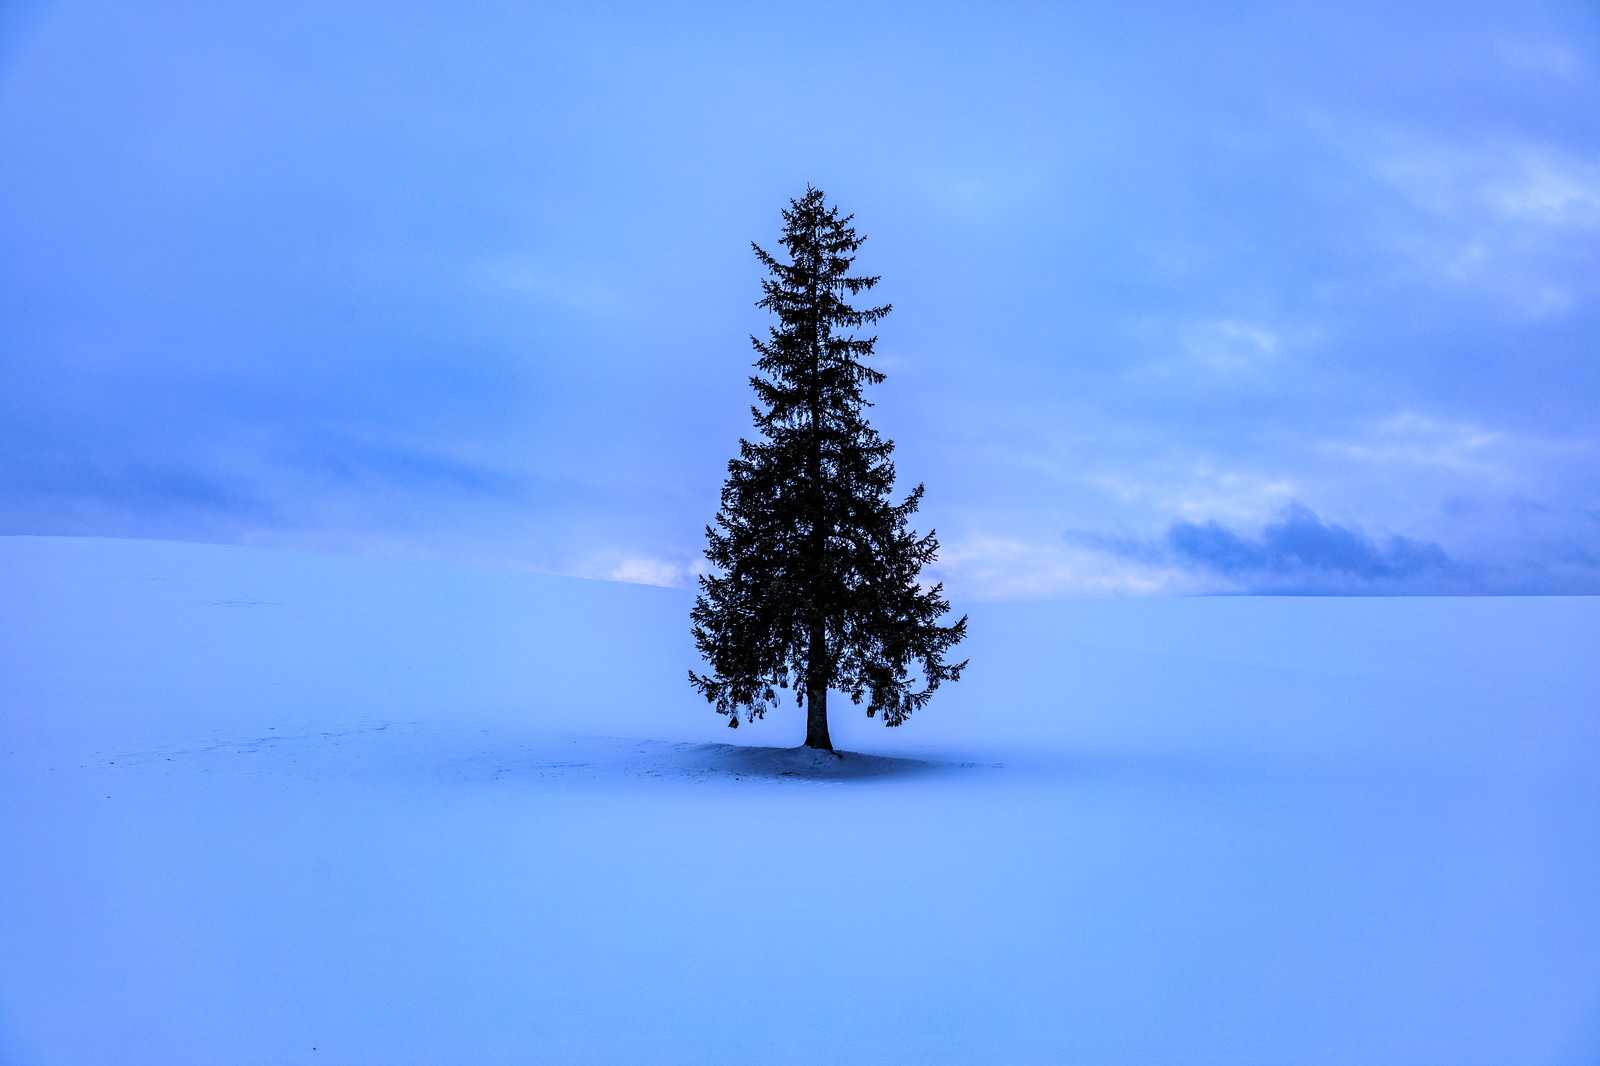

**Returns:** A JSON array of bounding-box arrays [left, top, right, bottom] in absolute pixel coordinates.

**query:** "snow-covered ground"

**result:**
[[3, 535, 1598, 1064]]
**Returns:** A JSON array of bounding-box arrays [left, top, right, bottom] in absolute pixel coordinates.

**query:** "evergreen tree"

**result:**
[[689, 187, 967, 750]]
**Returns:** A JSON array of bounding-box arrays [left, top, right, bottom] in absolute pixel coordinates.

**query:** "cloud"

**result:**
[[0, 451, 272, 525], [1167, 503, 1460, 588], [1180, 319, 1280, 373], [1359, 132, 1600, 314], [587, 555, 708, 589], [4, 1, 1597, 598], [481, 260, 621, 316], [283, 435, 520, 496], [1320, 411, 1506, 477], [1371, 136, 1600, 232], [931, 533, 1205, 601], [1120, 317, 1295, 389], [1070, 503, 1470, 594]]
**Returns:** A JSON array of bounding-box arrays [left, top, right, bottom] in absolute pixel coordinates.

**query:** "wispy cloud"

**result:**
[[1123, 317, 1295, 384], [1359, 131, 1600, 314], [1180, 319, 1280, 373], [582, 554, 708, 590], [930, 534, 1205, 601], [1320, 411, 1507, 478], [480, 260, 621, 315], [1086, 464, 1298, 525]]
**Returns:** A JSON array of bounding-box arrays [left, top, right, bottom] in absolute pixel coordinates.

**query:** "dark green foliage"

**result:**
[[689, 187, 967, 746]]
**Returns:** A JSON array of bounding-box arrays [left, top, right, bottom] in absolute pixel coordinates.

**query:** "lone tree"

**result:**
[[689, 187, 967, 751]]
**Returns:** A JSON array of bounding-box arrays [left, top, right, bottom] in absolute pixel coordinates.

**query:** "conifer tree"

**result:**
[[689, 187, 967, 750]]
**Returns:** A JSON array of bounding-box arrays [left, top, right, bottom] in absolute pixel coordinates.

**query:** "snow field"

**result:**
[[2, 535, 1599, 1064]]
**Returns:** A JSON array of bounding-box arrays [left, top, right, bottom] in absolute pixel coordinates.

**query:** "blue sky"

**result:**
[[2, 0, 1597, 597]]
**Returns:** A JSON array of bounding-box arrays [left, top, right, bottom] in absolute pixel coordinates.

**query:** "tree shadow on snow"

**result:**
[[458, 733, 995, 786], [679, 742, 942, 781]]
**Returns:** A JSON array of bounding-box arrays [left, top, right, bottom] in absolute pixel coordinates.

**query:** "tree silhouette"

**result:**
[[689, 187, 967, 750]]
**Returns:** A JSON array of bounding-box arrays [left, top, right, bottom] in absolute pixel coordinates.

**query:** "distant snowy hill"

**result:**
[[3, 536, 1598, 1065]]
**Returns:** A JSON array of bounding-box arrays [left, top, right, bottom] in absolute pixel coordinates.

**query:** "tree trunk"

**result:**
[[804, 620, 832, 750], [802, 237, 832, 753]]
